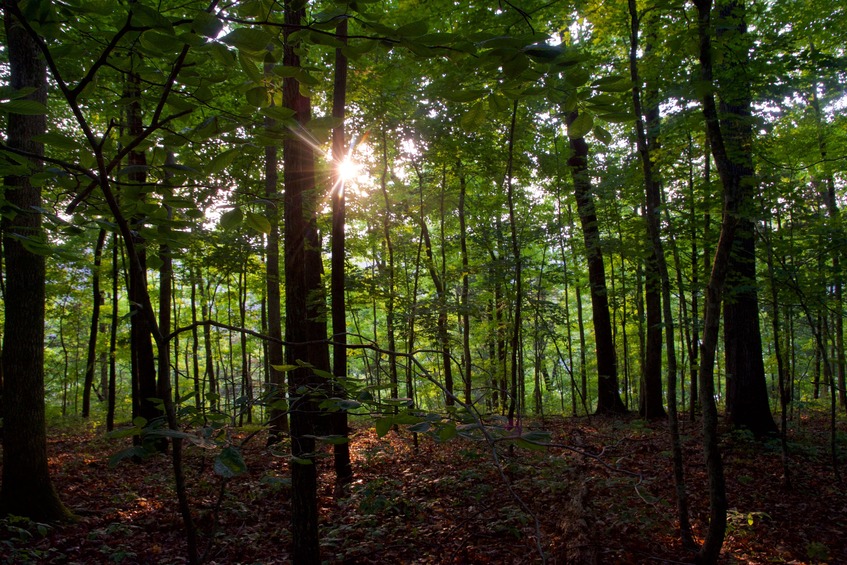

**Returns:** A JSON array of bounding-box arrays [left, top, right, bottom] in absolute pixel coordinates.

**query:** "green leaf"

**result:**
[[246, 86, 268, 107], [32, 132, 81, 151], [437, 422, 457, 442], [523, 43, 563, 61], [598, 112, 634, 123], [396, 20, 428, 37], [593, 125, 612, 145], [408, 421, 431, 433], [304, 434, 349, 445], [291, 456, 314, 465], [439, 89, 487, 103], [567, 112, 594, 138], [460, 101, 487, 133], [520, 430, 552, 443], [219, 207, 243, 229], [108, 446, 150, 468], [133, 416, 148, 428], [193, 11, 223, 38], [0, 100, 48, 115], [214, 446, 247, 478], [375, 417, 393, 437], [221, 28, 272, 54], [245, 211, 272, 234], [206, 148, 240, 175], [270, 364, 299, 372], [131, 3, 173, 30]]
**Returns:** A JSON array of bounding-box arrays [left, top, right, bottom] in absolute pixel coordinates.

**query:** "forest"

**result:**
[[0, 0, 845, 563]]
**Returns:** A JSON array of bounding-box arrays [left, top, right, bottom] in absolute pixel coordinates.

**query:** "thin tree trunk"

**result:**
[[629, 2, 689, 548], [82, 229, 108, 418], [505, 101, 522, 424]]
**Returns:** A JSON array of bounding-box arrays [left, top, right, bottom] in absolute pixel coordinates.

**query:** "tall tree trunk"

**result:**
[[628, 2, 690, 549], [810, 86, 846, 410], [125, 67, 160, 443], [458, 163, 473, 405], [566, 110, 627, 415], [283, 0, 330, 559], [716, 0, 777, 437], [107, 235, 120, 432], [0, 3, 71, 520], [379, 131, 399, 403], [416, 166, 455, 406], [265, 54, 289, 442], [83, 228, 108, 417], [505, 101, 523, 424], [330, 16, 353, 491]]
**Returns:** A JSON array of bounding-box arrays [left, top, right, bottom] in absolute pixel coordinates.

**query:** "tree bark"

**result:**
[[715, 0, 777, 437], [82, 228, 107, 417], [566, 110, 627, 415], [0, 3, 72, 522], [330, 16, 353, 491]]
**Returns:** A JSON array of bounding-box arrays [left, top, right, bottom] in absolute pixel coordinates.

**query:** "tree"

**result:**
[[716, 0, 778, 437], [0, 0, 72, 522], [566, 110, 627, 415]]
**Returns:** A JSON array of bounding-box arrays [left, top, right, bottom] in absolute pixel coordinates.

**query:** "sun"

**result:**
[[336, 156, 361, 183]]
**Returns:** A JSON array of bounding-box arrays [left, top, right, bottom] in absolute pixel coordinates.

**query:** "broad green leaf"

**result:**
[[520, 430, 552, 443], [586, 94, 620, 107], [214, 446, 247, 478], [523, 43, 563, 61], [396, 20, 428, 37], [32, 132, 81, 151], [246, 86, 268, 107], [408, 421, 431, 433], [108, 446, 150, 468], [304, 434, 349, 445], [460, 101, 487, 133], [0, 86, 37, 100], [567, 112, 594, 138], [564, 68, 591, 88], [270, 364, 299, 372], [245, 211, 272, 234], [193, 10, 223, 38], [593, 125, 612, 145], [131, 3, 173, 30], [207, 148, 240, 175], [221, 27, 272, 54], [439, 89, 487, 103], [488, 92, 511, 112], [0, 100, 48, 115], [261, 106, 297, 122], [219, 207, 243, 229], [375, 417, 393, 437], [437, 423, 457, 442], [598, 112, 635, 123]]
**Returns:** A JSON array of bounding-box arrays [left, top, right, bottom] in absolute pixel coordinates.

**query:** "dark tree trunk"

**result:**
[[458, 164, 473, 405], [0, 3, 72, 522], [716, 0, 778, 437], [379, 131, 399, 404], [505, 101, 522, 424], [283, 0, 329, 559], [330, 16, 353, 491], [125, 69, 160, 441], [265, 54, 288, 442], [83, 228, 108, 418], [566, 110, 627, 415], [628, 3, 689, 550], [107, 235, 119, 432]]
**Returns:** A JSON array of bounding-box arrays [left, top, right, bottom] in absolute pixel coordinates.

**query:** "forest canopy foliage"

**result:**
[[0, 0, 845, 562]]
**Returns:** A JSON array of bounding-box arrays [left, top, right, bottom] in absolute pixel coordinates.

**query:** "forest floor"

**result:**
[[1, 410, 846, 564]]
